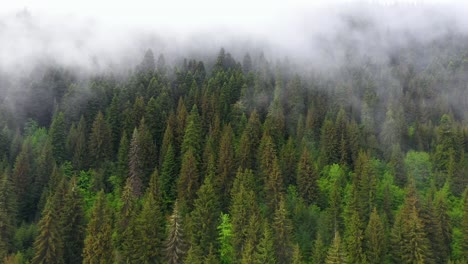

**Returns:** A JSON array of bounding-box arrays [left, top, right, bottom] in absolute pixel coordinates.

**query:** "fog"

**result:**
[[1, 1, 467, 76]]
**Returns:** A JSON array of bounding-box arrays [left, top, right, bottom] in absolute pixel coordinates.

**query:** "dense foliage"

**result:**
[[0, 41, 467, 263]]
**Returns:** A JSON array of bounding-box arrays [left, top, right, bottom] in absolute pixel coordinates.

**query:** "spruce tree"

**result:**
[[137, 168, 165, 263], [60, 177, 85, 264], [83, 191, 114, 264], [254, 221, 275, 264], [216, 124, 236, 209], [165, 201, 187, 264], [273, 197, 293, 263], [177, 148, 200, 210], [31, 196, 64, 264], [296, 147, 318, 204], [88, 112, 112, 168], [160, 144, 177, 212], [365, 207, 386, 264], [0, 173, 16, 260], [189, 176, 220, 256], [326, 231, 348, 264], [128, 128, 143, 196], [49, 112, 66, 164], [218, 213, 234, 264]]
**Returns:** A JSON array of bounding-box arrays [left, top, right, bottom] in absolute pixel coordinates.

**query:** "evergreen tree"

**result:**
[[49, 112, 66, 163], [296, 147, 319, 204], [160, 144, 178, 212], [88, 112, 112, 168], [60, 177, 85, 264], [237, 110, 262, 170], [326, 231, 348, 264], [254, 220, 275, 264], [82, 191, 114, 264], [137, 168, 165, 263], [216, 124, 236, 209], [189, 176, 220, 256], [461, 186, 468, 260], [365, 208, 386, 264], [312, 233, 327, 264], [273, 197, 293, 263], [181, 105, 202, 160], [116, 131, 129, 187], [165, 201, 187, 264], [128, 128, 143, 196], [218, 213, 234, 264], [0, 173, 16, 260], [177, 148, 200, 210], [32, 196, 63, 264]]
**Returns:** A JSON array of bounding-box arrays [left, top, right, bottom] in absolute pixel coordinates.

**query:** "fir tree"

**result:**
[[296, 147, 319, 204], [0, 173, 16, 260], [60, 177, 85, 264], [137, 168, 165, 263], [88, 112, 112, 168], [31, 196, 64, 264], [82, 191, 114, 264], [273, 197, 293, 263], [365, 207, 386, 264], [326, 231, 348, 264], [189, 176, 220, 256], [254, 221, 276, 264], [165, 201, 187, 264]]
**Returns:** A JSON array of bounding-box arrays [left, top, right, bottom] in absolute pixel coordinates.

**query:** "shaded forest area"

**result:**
[[0, 34, 467, 264]]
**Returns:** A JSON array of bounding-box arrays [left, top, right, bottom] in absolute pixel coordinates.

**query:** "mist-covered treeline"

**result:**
[[0, 27, 467, 264]]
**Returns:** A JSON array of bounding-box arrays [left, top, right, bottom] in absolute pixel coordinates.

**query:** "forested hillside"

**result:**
[[0, 36, 467, 264]]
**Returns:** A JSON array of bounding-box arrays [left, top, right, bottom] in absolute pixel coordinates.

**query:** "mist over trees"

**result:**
[[0, 2, 468, 264]]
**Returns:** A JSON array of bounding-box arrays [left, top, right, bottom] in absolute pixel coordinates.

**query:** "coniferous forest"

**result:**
[[0, 17, 468, 264]]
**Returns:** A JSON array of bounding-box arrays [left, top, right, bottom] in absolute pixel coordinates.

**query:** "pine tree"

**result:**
[[292, 243, 304, 264], [128, 128, 143, 196], [83, 191, 114, 264], [280, 137, 297, 186], [181, 105, 202, 161], [461, 186, 468, 260], [165, 201, 187, 264], [137, 168, 165, 263], [160, 144, 177, 212], [273, 197, 293, 263], [254, 221, 275, 264], [0, 173, 16, 260], [344, 208, 365, 264], [218, 213, 234, 264], [116, 131, 129, 187], [312, 233, 327, 264], [230, 169, 259, 258], [49, 112, 66, 163], [237, 110, 261, 170], [216, 124, 236, 209], [88, 112, 112, 168], [296, 147, 319, 204], [189, 176, 220, 256], [12, 142, 32, 221], [365, 208, 386, 264], [117, 179, 140, 262], [31, 195, 64, 264], [60, 177, 85, 264], [177, 148, 200, 210], [326, 231, 348, 264], [137, 118, 157, 185]]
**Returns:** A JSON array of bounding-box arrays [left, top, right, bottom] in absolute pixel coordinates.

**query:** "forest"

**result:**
[[0, 28, 467, 264]]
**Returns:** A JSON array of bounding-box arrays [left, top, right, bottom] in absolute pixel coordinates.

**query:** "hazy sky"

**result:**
[[1, 0, 466, 74]]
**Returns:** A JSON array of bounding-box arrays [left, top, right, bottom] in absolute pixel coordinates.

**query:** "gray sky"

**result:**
[[1, 0, 467, 73]]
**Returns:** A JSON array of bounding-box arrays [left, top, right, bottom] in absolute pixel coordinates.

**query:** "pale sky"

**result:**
[[0, 0, 458, 29]]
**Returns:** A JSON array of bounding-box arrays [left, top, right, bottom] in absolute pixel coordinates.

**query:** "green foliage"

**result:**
[[218, 213, 234, 264]]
